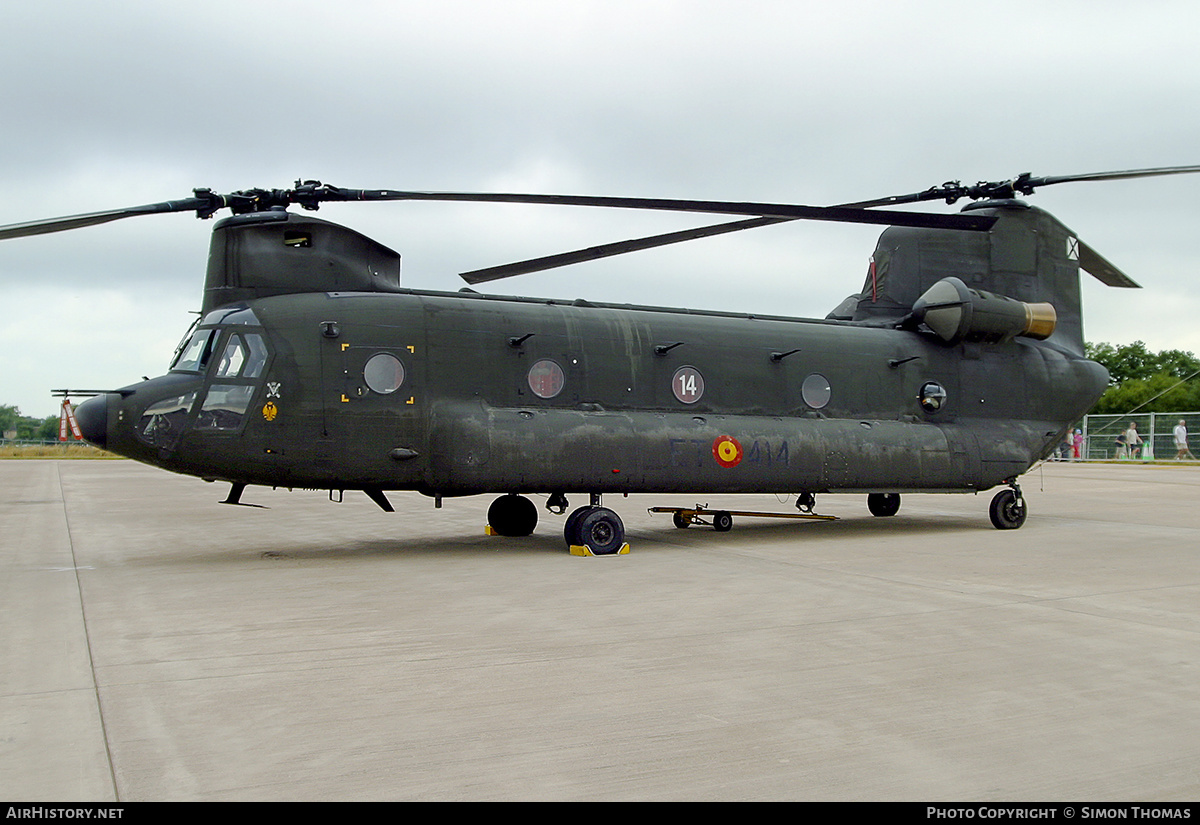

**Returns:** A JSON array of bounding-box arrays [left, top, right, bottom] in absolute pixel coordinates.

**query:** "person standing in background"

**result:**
[[1124, 422, 1143, 460], [1175, 420, 1195, 460]]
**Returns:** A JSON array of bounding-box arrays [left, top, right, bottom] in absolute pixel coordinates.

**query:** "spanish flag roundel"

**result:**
[[712, 435, 743, 468]]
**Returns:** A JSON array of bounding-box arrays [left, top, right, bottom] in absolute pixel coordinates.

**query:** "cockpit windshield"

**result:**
[[169, 307, 265, 375], [171, 328, 217, 373], [145, 314, 273, 444]]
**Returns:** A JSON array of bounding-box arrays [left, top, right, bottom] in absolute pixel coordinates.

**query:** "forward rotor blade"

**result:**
[[1, 181, 993, 248], [457, 192, 932, 283], [336, 188, 996, 231], [0, 198, 209, 241], [461, 217, 786, 283]]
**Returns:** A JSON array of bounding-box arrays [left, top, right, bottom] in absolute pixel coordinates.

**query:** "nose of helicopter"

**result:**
[[74, 394, 109, 448]]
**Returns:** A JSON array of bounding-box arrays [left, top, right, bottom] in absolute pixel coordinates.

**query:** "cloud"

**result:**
[[3, 0, 1199, 417]]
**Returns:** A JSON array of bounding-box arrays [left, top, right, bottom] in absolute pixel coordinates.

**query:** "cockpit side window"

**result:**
[[216, 335, 248, 377], [243, 333, 268, 378], [196, 384, 256, 431], [137, 391, 198, 449], [214, 332, 269, 379]]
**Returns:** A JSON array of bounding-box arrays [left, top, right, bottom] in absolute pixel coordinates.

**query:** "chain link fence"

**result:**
[[1079, 411, 1200, 461]]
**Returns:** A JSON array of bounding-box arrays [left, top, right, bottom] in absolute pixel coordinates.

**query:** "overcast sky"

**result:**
[[3, 0, 1199, 418]]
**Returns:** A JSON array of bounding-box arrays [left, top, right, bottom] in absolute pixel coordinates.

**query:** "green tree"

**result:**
[[0, 405, 65, 441], [34, 416, 60, 441], [1086, 341, 1200, 415], [0, 404, 20, 433]]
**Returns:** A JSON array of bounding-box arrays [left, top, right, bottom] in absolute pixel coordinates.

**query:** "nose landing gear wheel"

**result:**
[[989, 488, 1027, 530]]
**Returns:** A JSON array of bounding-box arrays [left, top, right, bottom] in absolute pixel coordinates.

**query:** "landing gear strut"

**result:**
[[989, 483, 1027, 530]]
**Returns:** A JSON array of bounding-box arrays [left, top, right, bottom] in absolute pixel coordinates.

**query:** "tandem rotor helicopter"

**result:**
[[4, 166, 1197, 554]]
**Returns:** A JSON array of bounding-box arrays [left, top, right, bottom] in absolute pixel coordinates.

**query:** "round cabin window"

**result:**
[[364, 353, 406, 394], [801, 373, 831, 409], [919, 381, 948, 413], [528, 359, 565, 399]]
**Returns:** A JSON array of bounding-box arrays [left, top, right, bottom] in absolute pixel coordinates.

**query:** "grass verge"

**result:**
[[0, 444, 123, 459]]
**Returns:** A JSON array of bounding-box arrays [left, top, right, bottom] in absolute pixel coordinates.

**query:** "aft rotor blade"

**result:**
[[0, 197, 211, 241], [1027, 164, 1200, 189], [849, 164, 1200, 206], [1077, 239, 1141, 289]]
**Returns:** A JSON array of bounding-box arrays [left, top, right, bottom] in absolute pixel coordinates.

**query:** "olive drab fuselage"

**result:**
[[91, 284, 1106, 500]]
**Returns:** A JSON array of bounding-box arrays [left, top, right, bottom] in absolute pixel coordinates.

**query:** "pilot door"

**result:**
[[192, 328, 271, 434]]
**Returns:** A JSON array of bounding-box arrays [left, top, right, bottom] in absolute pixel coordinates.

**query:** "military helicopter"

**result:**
[[4, 166, 1196, 554]]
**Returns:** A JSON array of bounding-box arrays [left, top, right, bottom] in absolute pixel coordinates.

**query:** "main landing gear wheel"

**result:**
[[565, 506, 626, 555], [989, 488, 1027, 530], [487, 494, 539, 537], [867, 492, 901, 517]]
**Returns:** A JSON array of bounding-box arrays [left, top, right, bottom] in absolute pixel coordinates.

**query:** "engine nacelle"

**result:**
[[909, 277, 1056, 345]]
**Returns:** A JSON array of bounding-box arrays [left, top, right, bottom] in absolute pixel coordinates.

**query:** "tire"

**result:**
[[989, 489, 1027, 530], [712, 511, 733, 532], [672, 512, 691, 529], [564, 505, 590, 545], [574, 507, 626, 555], [487, 494, 538, 537], [867, 492, 901, 517]]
